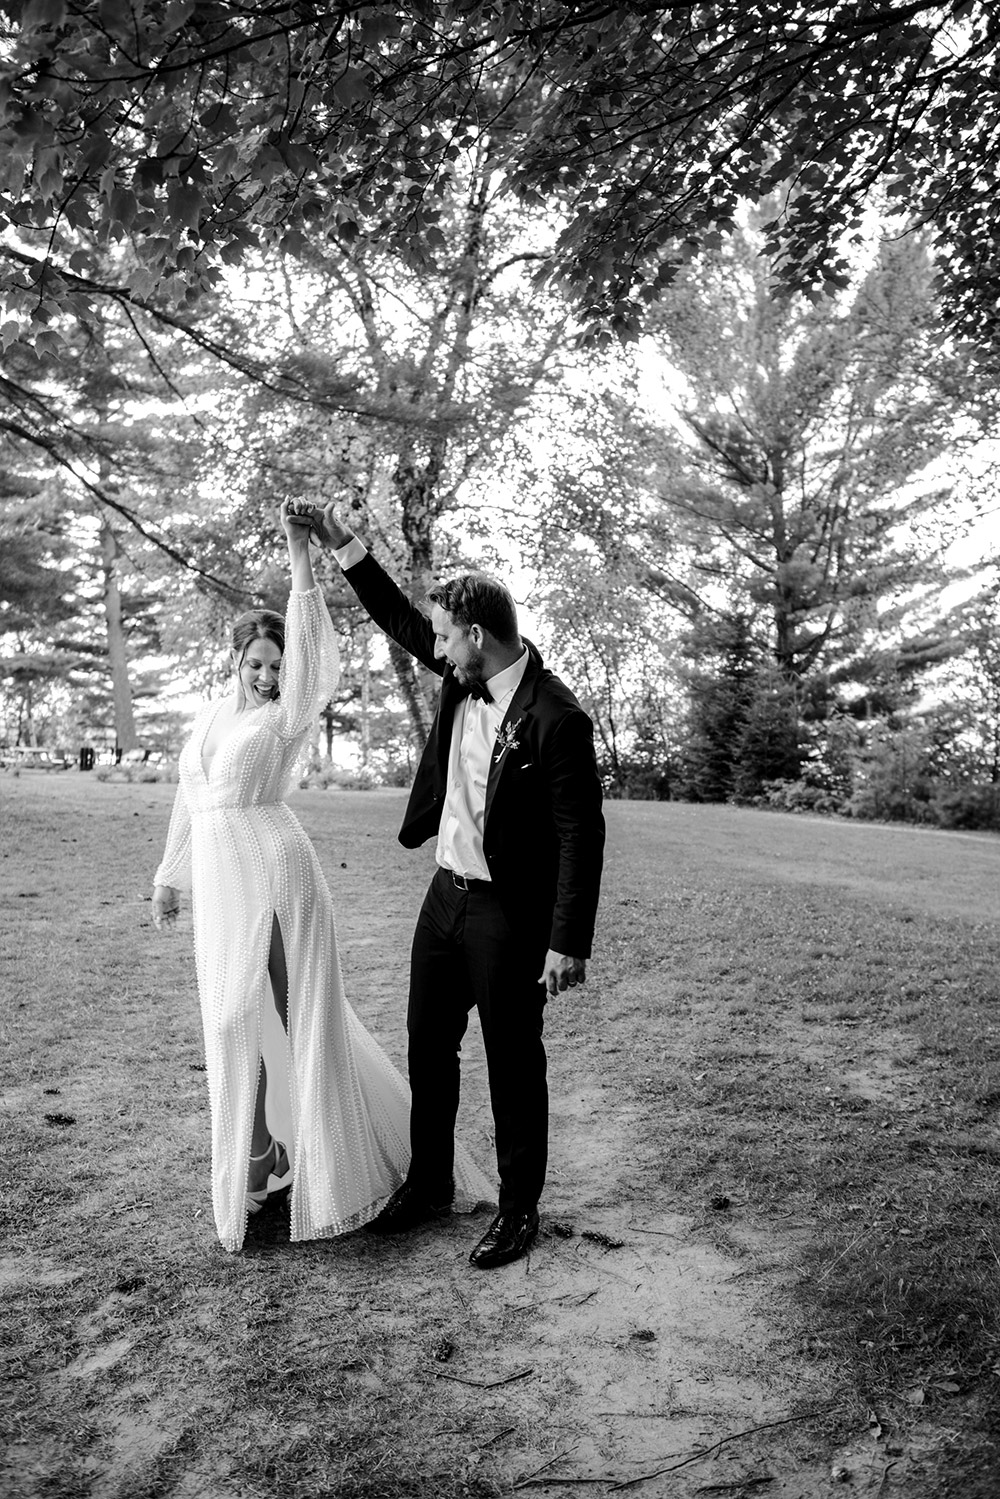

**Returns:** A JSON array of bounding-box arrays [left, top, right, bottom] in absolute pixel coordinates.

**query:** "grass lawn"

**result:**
[[2, 775, 999, 1499]]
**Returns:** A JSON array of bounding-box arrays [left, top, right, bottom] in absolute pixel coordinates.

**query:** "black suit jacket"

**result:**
[[342, 551, 605, 958]]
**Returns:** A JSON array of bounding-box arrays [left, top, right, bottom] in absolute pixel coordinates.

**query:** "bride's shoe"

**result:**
[[247, 1137, 292, 1214]]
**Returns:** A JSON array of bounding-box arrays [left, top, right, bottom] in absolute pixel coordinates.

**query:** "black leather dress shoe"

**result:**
[[365, 1179, 453, 1236], [469, 1209, 540, 1269]]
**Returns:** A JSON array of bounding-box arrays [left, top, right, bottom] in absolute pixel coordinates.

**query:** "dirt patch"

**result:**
[[64, 1337, 135, 1380]]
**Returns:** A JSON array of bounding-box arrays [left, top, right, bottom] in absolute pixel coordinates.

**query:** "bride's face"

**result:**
[[234, 636, 282, 707]]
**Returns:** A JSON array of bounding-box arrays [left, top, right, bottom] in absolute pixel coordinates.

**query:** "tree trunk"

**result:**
[[99, 518, 139, 754], [322, 704, 335, 763], [388, 638, 431, 749]]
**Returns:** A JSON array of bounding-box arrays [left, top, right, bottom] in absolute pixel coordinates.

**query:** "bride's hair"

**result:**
[[231, 609, 285, 703]]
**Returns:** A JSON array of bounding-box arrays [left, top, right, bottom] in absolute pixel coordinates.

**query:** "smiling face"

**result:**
[[430, 603, 486, 688], [233, 635, 282, 708]]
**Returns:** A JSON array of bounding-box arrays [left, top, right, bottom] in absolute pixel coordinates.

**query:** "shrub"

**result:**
[[298, 757, 415, 791], [93, 762, 178, 785], [762, 778, 845, 815], [932, 783, 1000, 831], [601, 759, 674, 800], [845, 724, 938, 823], [298, 765, 382, 791], [846, 784, 936, 823], [143, 761, 179, 784]]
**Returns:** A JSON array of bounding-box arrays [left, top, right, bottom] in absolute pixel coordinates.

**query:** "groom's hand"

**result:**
[[540, 951, 586, 997], [311, 502, 355, 551]]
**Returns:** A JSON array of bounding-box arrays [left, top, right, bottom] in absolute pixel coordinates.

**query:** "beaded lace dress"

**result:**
[[155, 585, 493, 1252]]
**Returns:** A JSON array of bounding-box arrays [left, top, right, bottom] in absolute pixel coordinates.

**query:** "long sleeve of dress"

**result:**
[[275, 585, 341, 740], [153, 780, 193, 890]]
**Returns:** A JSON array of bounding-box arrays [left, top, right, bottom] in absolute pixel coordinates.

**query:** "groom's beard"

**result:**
[[453, 645, 487, 690]]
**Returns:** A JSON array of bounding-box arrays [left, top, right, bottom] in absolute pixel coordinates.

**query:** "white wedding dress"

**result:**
[[155, 585, 493, 1251]]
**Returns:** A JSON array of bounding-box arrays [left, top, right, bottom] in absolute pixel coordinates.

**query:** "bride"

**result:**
[[151, 499, 492, 1251]]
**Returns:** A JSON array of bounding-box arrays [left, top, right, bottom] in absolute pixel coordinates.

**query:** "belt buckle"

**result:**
[[451, 872, 471, 891]]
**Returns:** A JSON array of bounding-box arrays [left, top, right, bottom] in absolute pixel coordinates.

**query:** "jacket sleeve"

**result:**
[[545, 709, 606, 957], [274, 585, 341, 740], [341, 552, 443, 676], [153, 780, 193, 891]]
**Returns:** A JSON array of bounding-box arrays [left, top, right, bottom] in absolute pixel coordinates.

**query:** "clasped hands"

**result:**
[[279, 499, 353, 550]]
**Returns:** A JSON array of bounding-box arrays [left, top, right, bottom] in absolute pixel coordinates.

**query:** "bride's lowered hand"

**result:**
[[152, 884, 181, 931]]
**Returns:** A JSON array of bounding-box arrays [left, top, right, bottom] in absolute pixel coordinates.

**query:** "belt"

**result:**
[[447, 870, 493, 893]]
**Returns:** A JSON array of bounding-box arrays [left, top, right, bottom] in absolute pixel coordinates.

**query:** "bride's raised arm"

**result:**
[[273, 500, 341, 741]]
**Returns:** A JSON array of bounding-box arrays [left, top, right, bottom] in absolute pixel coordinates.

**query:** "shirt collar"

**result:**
[[484, 647, 528, 708]]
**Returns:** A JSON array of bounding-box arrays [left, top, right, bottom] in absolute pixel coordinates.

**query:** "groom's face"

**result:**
[[431, 604, 486, 686]]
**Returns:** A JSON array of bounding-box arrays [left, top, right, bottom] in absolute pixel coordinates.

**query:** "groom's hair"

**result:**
[[426, 572, 519, 645]]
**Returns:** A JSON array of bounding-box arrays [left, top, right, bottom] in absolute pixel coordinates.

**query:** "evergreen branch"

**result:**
[[0, 417, 252, 600], [2, 248, 455, 429]]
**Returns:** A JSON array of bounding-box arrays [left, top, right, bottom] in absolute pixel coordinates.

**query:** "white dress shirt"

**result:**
[[331, 535, 527, 882], [437, 651, 528, 881]]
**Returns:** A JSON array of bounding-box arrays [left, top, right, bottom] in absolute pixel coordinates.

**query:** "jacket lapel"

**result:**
[[483, 644, 543, 831], [434, 666, 463, 779]]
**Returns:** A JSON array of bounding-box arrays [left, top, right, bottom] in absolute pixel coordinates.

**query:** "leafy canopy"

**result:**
[[1, 2, 999, 348]]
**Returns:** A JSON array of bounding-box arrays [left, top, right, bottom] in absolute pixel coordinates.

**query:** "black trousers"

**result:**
[[406, 866, 548, 1213]]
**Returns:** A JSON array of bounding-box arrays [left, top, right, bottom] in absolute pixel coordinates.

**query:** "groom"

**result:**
[[314, 507, 605, 1268]]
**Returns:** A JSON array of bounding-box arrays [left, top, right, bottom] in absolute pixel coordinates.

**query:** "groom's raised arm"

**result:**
[[317, 510, 442, 676]]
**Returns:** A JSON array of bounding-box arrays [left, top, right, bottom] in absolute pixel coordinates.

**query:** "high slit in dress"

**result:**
[[154, 585, 493, 1251]]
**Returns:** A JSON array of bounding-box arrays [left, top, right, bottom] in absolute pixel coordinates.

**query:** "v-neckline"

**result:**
[[200, 700, 252, 782], [199, 702, 226, 782]]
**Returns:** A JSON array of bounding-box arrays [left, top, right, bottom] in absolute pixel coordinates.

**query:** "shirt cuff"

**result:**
[[333, 536, 367, 570]]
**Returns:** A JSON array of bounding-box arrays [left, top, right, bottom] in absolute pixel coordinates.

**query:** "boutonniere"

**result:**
[[494, 717, 523, 763]]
